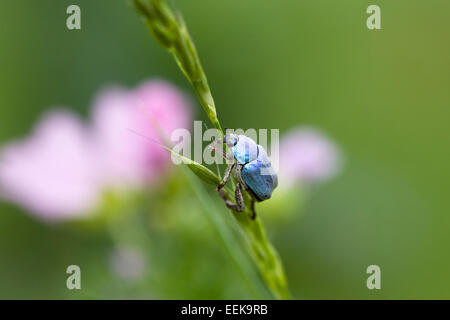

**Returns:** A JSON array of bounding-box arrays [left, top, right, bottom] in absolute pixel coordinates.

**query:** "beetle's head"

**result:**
[[224, 133, 238, 148]]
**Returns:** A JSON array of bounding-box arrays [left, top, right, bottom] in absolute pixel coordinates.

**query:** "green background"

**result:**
[[0, 0, 449, 299]]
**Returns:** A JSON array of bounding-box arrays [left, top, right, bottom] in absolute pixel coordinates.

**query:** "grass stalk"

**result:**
[[132, 0, 290, 299]]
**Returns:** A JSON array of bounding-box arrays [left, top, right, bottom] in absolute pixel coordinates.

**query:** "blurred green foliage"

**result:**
[[0, 0, 449, 299]]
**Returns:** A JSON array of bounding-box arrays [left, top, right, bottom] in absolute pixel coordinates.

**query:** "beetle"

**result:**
[[216, 132, 278, 219]]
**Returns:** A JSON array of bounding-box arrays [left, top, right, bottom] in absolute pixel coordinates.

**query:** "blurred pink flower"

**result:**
[[0, 111, 102, 220], [0, 80, 192, 221], [92, 80, 191, 188], [279, 127, 341, 186]]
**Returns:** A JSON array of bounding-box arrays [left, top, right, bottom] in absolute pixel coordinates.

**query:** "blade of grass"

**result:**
[[131, 0, 291, 299], [182, 167, 271, 299], [132, 0, 222, 134]]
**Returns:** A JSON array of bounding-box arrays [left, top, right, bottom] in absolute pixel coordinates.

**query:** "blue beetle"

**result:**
[[216, 133, 278, 219]]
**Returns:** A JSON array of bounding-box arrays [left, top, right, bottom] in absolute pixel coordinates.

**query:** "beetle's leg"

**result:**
[[250, 199, 256, 220], [217, 182, 245, 212], [234, 183, 245, 212], [216, 163, 235, 191]]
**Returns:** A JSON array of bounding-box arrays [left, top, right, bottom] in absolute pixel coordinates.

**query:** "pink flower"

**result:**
[[92, 80, 191, 188], [0, 111, 102, 220], [0, 80, 192, 221], [279, 127, 341, 186]]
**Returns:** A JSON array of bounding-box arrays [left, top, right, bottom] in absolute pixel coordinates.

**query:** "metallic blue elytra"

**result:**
[[227, 134, 278, 201]]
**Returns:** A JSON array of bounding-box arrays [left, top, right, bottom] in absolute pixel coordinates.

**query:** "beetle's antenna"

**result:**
[[203, 122, 224, 178], [207, 139, 226, 158], [202, 121, 225, 157]]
